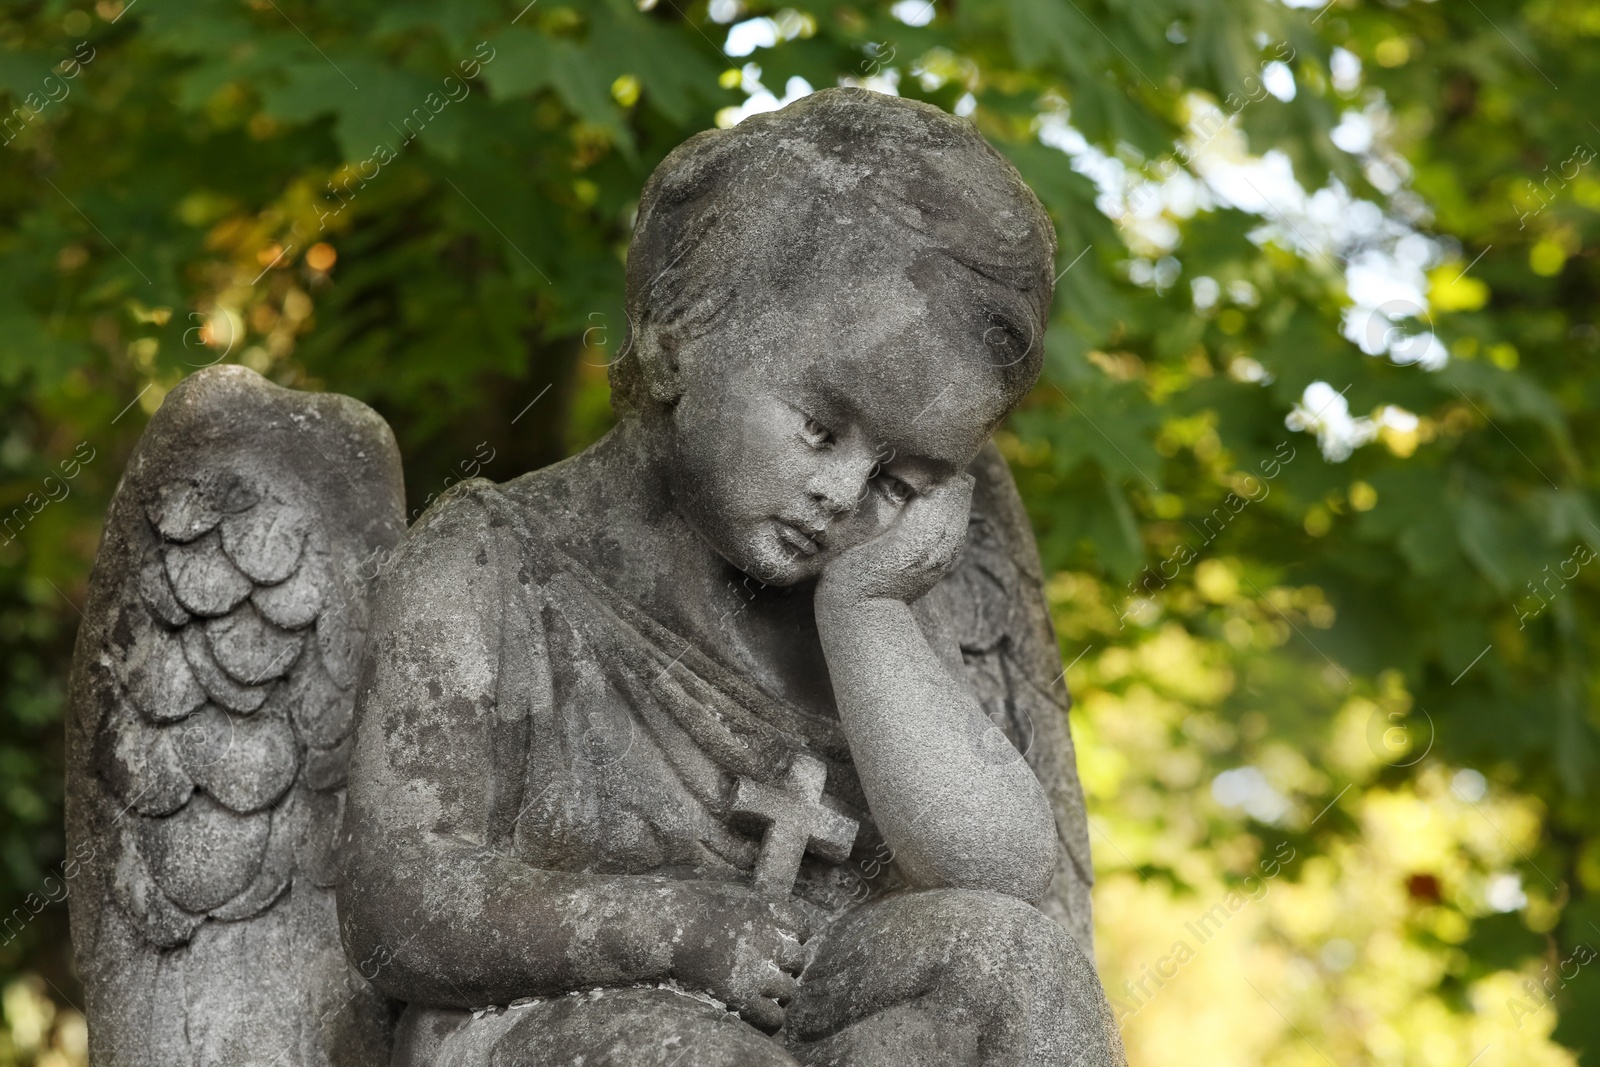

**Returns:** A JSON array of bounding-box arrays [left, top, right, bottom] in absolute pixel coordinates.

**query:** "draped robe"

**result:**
[[353, 459, 1124, 1066]]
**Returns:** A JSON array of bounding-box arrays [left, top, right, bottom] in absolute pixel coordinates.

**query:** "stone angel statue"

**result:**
[[66, 89, 1125, 1066]]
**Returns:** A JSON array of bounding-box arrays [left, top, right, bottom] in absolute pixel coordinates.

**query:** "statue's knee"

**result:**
[[906, 889, 1072, 1000], [909, 887, 1064, 949]]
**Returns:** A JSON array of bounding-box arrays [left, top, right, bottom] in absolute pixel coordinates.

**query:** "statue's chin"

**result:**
[[744, 565, 812, 589], [734, 553, 812, 589], [721, 528, 824, 589], [678, 503, 832, 589]]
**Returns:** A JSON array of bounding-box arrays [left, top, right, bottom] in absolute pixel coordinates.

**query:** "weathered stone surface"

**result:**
[[139, 793, 272, 913], [340, 89, 1121, 1066], [100, 703, 195, 816], [181, 624, 272, 713], [285, 645, 355, 746], [731, 753, 858, 900], [165, 530, 254, 617], [120, 623, 207, 724], [315, 576, 366, 689], [70, 89, 1121, 1067], [205, 602, 304, 685], [302, 735, 353, 793], [147, 479, 223, 544], [176, 703, 298, 814], [222, 497, 310, 584], [208, 791, 299, 921], [252, 541, 328, 629], [68, 364, 403, 1066], [139, 550, 191, 628], [110, 821, 206, 949]]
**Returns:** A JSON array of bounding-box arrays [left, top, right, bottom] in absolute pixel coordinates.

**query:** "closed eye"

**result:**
[[982, 309, 1032, 369], [801, 415, 834, 449], [876, 472, 914, 506]]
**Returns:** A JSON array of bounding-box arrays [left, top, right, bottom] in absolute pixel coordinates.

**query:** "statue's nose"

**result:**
[[809, 481, 854, 515], [807, 452, 875, 516]]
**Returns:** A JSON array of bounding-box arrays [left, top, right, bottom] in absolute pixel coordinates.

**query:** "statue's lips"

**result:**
[[774, 520, 821, 556]]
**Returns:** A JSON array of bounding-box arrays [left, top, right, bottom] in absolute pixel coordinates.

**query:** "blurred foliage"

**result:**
[[0, 978, 82, 1067], [2, 0, 1599, 1062]]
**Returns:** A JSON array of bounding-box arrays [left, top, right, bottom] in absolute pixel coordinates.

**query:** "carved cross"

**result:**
[[731, 752, 859, 900]]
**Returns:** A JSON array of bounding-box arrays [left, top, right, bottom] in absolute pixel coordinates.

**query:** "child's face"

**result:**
[[661, 269, 1032, 587]]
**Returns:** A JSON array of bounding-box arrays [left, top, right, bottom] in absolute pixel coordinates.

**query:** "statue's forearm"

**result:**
[[815, 594, 1058, 902], [339, 839, 697, 1007]]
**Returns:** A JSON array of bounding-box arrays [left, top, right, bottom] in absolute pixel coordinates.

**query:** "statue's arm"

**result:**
[[337, 487, 806, 1022], [814, 477, 1058, 904]]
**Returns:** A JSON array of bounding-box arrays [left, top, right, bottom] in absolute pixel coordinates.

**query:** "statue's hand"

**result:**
[[817, 474, 974, 607], [670, 883, 811, 1034]]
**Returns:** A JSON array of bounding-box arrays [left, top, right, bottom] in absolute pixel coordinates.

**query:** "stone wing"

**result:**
[[66, 365, 402, 1066], [943, 442, 1097, 953]]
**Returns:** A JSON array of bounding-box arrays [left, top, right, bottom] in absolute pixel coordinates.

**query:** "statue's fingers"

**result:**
[[921, 471, 974, 517], [763, 963, 800, 1001], [933, 474, 975, 551], [771, 900, 814, 943], [776, 931, 807, 974], [738, 995, 787, 1035], [897, 474, 973, 552], [931, 510, 968, 566]]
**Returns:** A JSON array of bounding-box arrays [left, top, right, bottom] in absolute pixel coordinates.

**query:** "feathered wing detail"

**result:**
[[67, 366, 403, 1066], [945, 442, 1097, 953]]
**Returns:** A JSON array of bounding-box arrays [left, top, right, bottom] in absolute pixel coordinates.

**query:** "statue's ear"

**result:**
[[640, 330, 684, 405]]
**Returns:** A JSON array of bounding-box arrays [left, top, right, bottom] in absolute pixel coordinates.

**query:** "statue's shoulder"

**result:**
[[375, 469, 573, 627], [387, 475, 522, 564], [404, 461, 572, 552]]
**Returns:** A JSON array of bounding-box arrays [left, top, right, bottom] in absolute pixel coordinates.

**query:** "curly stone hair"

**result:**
[[612, 88, 1058, 415]]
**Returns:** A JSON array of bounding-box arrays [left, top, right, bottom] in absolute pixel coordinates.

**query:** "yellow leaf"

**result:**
[[1530, 239, 1567, 276], [610, 74, 640, 108], [1427, 266, 1488, 312], [1375, 37, 1410, 67]]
